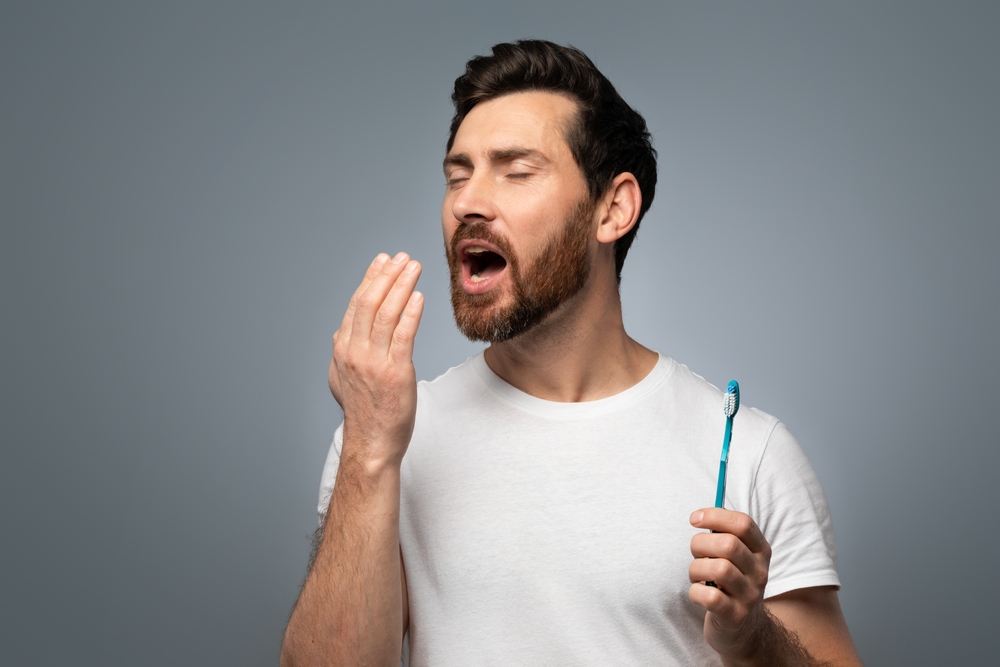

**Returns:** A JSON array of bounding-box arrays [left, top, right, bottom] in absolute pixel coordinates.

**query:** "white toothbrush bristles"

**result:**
[[724, 390, 738, 418]]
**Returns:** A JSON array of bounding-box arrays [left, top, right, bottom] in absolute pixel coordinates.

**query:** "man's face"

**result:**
[[442, 91, 595, 342]]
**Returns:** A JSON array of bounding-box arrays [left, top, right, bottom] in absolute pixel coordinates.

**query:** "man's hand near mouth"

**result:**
[[281, 251, 423, 667], [329, 251, 424, 462]]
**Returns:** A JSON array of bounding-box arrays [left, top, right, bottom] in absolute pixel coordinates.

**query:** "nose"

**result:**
[[449, 171, 497, 224]]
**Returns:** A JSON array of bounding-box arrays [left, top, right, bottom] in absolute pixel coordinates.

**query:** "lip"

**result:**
[[456, 238, 509, 295]]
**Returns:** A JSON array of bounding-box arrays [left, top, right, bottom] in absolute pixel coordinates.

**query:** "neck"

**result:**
[[483, 266, 658, 402]]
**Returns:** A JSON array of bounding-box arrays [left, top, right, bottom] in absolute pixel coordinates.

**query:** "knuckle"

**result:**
[[754, 559, 770, 583], [733, 513, 752, 534], [374, 308, 396, 327], [721, 534, 742, 559], [342, 349, 364, 372], [710, 559, 730, 581], [335, 332, 354, 354], [392, 325, 411, 346], [704, 585, 724, 607]]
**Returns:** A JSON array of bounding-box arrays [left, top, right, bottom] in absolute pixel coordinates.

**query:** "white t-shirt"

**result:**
[[318, 353, 840, 666]]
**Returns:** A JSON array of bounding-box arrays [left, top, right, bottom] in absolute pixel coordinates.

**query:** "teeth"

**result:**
[[466, 246, 488, 255], [470, 273, 485, 282]]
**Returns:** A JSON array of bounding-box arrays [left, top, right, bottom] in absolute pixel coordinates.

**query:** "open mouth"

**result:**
[[464, 246, 507, 281], [458, 240, 509, 293]]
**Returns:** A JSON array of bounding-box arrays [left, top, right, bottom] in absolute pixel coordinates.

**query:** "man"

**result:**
[[282, 41, 863, 666]]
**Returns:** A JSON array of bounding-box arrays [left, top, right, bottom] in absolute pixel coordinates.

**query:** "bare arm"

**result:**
[[281, 253, 422, 667], [764, 586, 863, 667], [689, 509, 863, 667]]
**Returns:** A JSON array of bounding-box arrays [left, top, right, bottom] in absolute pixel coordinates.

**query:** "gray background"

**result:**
[[2, 1, 997, 664]]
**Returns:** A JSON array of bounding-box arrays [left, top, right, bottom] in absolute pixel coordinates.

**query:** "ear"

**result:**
[[595, 173, 641, 244]]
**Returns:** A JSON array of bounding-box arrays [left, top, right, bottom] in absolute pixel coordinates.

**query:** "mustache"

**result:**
[[447, 222, 517, 265]]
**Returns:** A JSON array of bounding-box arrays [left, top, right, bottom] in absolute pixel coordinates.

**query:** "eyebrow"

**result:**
[[443, 147, 551, 172]]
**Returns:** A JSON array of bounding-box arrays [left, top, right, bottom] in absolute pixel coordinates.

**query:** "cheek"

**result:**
[[502, 204, 559, 253], [441, 202, 456, 239]]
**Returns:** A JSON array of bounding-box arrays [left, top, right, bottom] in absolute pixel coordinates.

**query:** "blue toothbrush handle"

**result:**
[[707, 414, 735, 588], [714, 416, 734, 508], [714, 459, 728, 508]]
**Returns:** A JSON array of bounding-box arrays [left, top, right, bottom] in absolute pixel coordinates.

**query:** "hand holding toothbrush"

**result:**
[[686, 380, 835, 665], [688, 379, 772, 659], [688, 507, 774, 662]]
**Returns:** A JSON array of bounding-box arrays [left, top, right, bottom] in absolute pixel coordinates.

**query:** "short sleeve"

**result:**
[[750, 420, 841, 598], [317, 423, 344, 523]]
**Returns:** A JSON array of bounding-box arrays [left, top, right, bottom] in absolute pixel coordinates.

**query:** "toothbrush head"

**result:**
[[724, 380, 740, 418]]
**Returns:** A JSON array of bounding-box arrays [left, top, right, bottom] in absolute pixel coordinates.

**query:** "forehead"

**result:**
[[449, 91, 579, 159]]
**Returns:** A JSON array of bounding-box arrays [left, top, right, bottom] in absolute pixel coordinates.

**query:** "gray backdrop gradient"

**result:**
[[2, 2, 998, 665]]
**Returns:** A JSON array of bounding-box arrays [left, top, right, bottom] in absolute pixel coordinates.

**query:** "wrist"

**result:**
[[717, 605, 771, 667], [340, 445, 404, 479], [341, 420, 410, 475], [717, 606, 810, 667]]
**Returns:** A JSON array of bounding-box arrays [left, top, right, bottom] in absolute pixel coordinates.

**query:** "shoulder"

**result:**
[[659, 357, 781, 445]]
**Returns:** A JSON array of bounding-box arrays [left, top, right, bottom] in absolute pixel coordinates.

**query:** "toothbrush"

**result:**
[[705, 380, 740, 589], [714, 380, 741, 509]]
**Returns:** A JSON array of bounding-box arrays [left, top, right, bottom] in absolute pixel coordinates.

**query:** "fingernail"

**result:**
[[373, 253, 389, 267], [404, 260, 419, 274], [690, 511, 704, 525], [391, 252, 408, 264]]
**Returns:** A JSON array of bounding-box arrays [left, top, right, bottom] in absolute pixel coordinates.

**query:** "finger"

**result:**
[[351, 252, 411, 343], [369, 259, 422, 350], [340, 253, 391, 343], [689, 557, 751, 599], [688, 581, 736, 618], [390, 290, 424, 363], [691, 508, 768, 554], [690, 532, 756, 576]]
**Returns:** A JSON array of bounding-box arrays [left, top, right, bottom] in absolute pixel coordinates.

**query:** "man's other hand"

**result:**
[[688, 508, 864, 666], [329, 252, 423, 468], [688, 508, 772, 662]]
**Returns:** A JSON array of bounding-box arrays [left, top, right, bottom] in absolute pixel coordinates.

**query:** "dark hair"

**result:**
[[448, 40, 657, 283]]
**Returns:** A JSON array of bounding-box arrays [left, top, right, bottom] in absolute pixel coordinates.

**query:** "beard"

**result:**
[[446, 198, 594, 343]]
